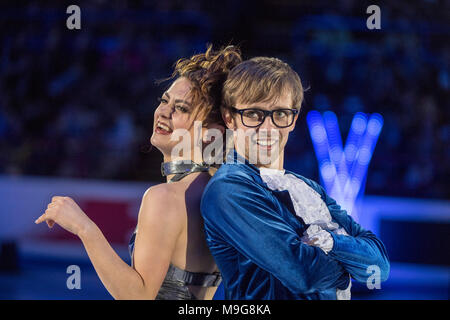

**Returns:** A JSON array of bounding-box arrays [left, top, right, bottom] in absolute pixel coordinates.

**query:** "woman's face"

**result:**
[[151, 77, 198, 159]]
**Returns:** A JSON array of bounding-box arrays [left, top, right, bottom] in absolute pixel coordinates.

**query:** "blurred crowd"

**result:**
[[0, 0, 448, 198]]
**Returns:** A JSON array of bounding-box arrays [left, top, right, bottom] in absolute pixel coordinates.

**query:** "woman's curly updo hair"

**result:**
[[170, 44, 243, 127]]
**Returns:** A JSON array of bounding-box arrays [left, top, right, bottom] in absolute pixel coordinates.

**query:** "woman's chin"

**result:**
[[150, 136, 164, 151], [149, 137, 171, 157]]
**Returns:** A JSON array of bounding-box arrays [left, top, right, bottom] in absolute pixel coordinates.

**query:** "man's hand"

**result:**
[[301, 224, 334, 254]]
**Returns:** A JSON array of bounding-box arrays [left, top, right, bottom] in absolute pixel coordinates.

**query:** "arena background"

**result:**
[[0, 0, 448, 300]]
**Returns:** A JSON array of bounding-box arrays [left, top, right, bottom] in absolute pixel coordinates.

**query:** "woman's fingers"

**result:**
[[35, 206, 55, 224], [35, 196, 83, 235], [47, 202, 57, 209], [35, 214, 45, 224], [35, 197, 71, 228], [35, 213, 56, 229], [35, 210, 50, 223], [46, 220, 55, 228]]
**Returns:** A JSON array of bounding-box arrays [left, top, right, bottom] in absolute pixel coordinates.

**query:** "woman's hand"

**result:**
[[35, 196, 95, 237]]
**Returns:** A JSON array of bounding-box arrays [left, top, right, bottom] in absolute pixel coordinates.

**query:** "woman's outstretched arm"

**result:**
[[35, 185, 183, 299]]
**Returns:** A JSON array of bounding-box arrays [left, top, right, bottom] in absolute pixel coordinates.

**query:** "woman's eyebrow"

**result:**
[[174, 99, 192, 107], [163, 92, 191, 106]]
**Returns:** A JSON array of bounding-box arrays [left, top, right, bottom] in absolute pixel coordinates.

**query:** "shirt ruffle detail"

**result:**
[[260, 168, 351, 300]]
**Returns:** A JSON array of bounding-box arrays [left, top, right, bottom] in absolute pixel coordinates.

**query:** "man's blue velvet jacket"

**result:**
[[200, 152, 390, 300]]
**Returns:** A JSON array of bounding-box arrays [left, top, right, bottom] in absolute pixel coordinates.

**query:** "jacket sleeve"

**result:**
[[308, 179, 390, 283], [201, 173, 350, 294]]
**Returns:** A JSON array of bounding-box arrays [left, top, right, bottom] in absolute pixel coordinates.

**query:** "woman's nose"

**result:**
[[156, 103, 173, 119]]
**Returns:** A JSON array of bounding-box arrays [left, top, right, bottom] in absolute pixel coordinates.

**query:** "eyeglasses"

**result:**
[[230, 107, 299, 128]]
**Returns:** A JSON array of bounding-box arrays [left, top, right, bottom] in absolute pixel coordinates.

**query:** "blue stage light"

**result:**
[[307, 110, 383, 219]]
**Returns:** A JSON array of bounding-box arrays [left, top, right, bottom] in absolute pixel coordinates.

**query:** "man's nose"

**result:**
[[258, 114, 276, 130]]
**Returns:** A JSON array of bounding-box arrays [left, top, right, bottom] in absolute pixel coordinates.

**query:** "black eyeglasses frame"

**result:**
[[229, 107, 299, 128]]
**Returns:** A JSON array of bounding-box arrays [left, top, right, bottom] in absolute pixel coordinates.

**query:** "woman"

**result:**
[[34, 45, 242, 300]]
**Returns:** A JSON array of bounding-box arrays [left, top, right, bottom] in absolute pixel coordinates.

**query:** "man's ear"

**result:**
[[221, 108, 235, 130]]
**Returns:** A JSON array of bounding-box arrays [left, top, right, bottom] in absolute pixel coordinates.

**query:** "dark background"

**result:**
[[0, 0, 448, 198]]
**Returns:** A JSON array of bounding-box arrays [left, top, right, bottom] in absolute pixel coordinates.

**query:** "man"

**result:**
[[201, 57, 390, 299]]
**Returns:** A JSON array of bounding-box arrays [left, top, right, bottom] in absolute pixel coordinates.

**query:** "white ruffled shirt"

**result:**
[[259, 167, 351, 300]]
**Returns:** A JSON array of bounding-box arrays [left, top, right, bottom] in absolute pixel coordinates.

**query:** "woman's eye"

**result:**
[[175, 105, 188, 113], [158, 97, 168, 104]]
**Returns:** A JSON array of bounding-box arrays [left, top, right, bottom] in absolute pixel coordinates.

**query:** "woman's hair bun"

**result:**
[[171, 44, 243, 126]]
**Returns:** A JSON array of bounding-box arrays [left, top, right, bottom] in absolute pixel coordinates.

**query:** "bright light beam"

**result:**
[[307, 111, 383, 220]]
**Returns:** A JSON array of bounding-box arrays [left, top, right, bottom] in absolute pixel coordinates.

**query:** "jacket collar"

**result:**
[[224, 149, 310, 223], [226, 148, 299, 180]]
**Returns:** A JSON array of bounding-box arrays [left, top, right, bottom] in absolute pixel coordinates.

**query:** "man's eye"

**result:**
[[245, 111, 260, 118], [274, 111, 287, 118]]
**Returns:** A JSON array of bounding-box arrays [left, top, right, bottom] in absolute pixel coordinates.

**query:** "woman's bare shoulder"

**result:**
[[143, 183, 177, 200], [139, 183, 186, 221]]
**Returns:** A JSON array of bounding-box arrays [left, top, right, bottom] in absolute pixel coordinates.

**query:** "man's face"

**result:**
[[223, 90, 299, 169]]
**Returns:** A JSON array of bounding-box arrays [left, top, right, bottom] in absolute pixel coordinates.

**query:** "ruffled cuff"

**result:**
[[327, 229, 351, 256], [301, 225, 334, 254]]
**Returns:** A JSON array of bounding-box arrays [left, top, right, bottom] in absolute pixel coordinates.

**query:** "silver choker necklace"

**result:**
[[161, 160, 210, 182]]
